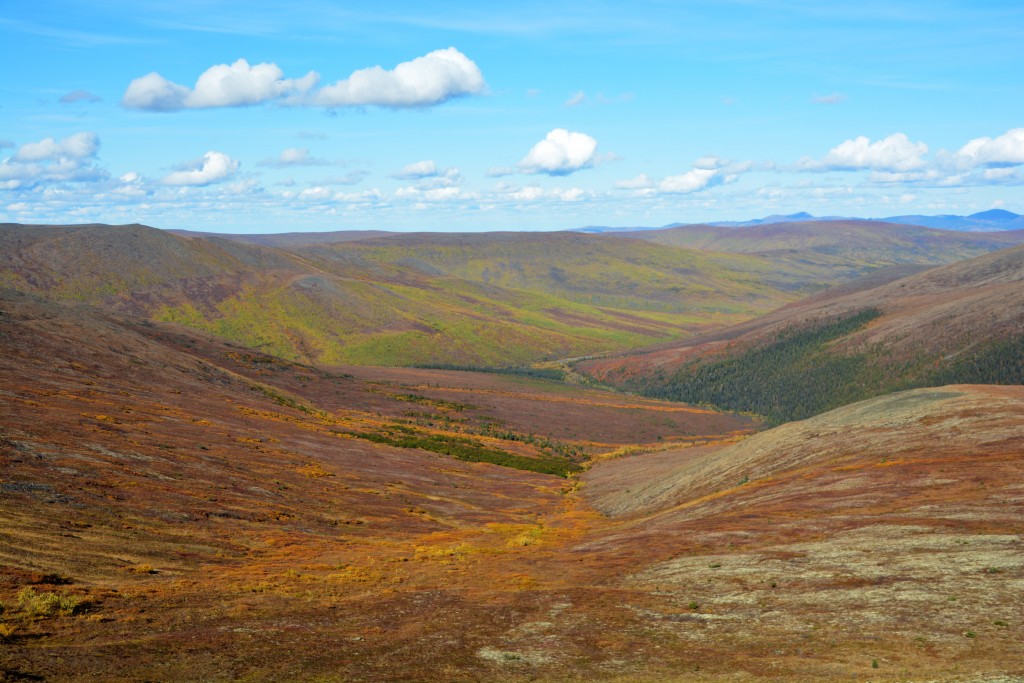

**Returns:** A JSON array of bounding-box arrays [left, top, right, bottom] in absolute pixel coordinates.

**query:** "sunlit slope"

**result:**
[[0, 224, 827, 366], [580, 244, 1024, 423], [576, 384, 1024, 680]]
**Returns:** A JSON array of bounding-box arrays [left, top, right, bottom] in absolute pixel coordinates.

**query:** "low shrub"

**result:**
[[17, 587, 82, 616]]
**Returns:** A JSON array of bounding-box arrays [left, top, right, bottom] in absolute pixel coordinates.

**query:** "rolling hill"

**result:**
[[0, 223, 846, 368], [610, 219, 1024, 281], [578, 243, 1024, 423], [2, 287, 1021, 680]]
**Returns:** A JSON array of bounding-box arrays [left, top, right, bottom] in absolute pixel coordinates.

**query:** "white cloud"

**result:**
[[551, 187, 586, 201], [799, 133, 928, 172], [334, 188, 382, 203], [957, 128, 1024, 167], [693, 155, 724, 170], [512, 186, 544, 201], [187, 59, 318, 108], [162, 151, 239, 186], [121, 73, 192, 112], [311, 48, 485, 108], [393, 160, 439, 179], [298, 186, 333, 201], [12, 132, 99, 162], [564, 90, 586, 107], [486, 166, 515, 177], [124, 49, 482, 112], [658, 168, 719, 194], [503, 185, 588, 202], [0, 132, 106, 186], [123, 60, 318, 111], [519, 129, 598, 175], [279, 148, 317, 165], [982, 167, 1019, 181]]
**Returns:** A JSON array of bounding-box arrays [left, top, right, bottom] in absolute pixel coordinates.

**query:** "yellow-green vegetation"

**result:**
[[16, 588, 82, 617], [1, 224, 833, 367]]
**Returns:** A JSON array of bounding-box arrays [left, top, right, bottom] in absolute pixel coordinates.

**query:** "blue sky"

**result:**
[[2, 0, 1022, 232]]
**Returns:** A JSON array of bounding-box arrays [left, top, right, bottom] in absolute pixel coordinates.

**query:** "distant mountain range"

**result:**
[[576, 209, 1024, 233]]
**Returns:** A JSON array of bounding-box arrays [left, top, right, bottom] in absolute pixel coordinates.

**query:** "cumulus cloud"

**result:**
[[617, 157, 750, 196], [658, 168, 720, 194], [187, 60, 318, 108], [799, 133, 928, 172], [59, 89, 102, 104], [393, 163, 461, 190], [12, 132, 99, 162], [311, 48, 485, 108], [258, 147, 330, 168], [123, 49, 484, 112], [162, 151, 239, 186], [957, 128, 1024, 167], [519, 129, 598, 175], [121, 73, 192, 112], [0, 132, 107, 187], [123, 59, 318, 111], [393, 160, 439, 179]]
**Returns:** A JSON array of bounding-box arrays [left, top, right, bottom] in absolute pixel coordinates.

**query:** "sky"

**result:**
[[2, 0, 1023, 233]]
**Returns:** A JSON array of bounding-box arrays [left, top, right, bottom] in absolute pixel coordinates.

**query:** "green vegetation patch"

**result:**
[[926, 335, 1024, 386], [413, 363, 567, 382], [335, 426, 581, 478]]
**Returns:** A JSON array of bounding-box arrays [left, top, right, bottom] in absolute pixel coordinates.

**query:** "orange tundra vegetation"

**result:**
[[1, 281, 1023, 679]]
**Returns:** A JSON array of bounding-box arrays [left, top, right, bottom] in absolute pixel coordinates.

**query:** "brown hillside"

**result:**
[[1, 288, 1022, 680]]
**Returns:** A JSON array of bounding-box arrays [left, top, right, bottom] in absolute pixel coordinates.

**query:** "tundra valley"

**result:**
[[3, 2, 1024, 681], [1, 217, 1022, 682]]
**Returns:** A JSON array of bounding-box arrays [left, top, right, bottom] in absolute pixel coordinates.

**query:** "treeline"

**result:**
[[616, 308, 1024, 425], [620, 309, 884, 425], [413, 363, 566, 381]]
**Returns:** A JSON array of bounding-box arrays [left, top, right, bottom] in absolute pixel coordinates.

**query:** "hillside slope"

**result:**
[[576, 384, 1024, 680], [1, 288, 1021, 680], [579, 244, 1024, 423], [616, 219, 1024, 281], [0, 223, 833, 367]]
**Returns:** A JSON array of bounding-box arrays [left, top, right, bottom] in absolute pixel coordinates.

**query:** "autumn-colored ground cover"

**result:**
[[1, 289, 1021, 681]]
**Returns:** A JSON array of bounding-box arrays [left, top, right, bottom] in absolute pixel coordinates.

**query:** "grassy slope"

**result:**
[[0, 224, 822, 367], [6, 221, 1020, 369]]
